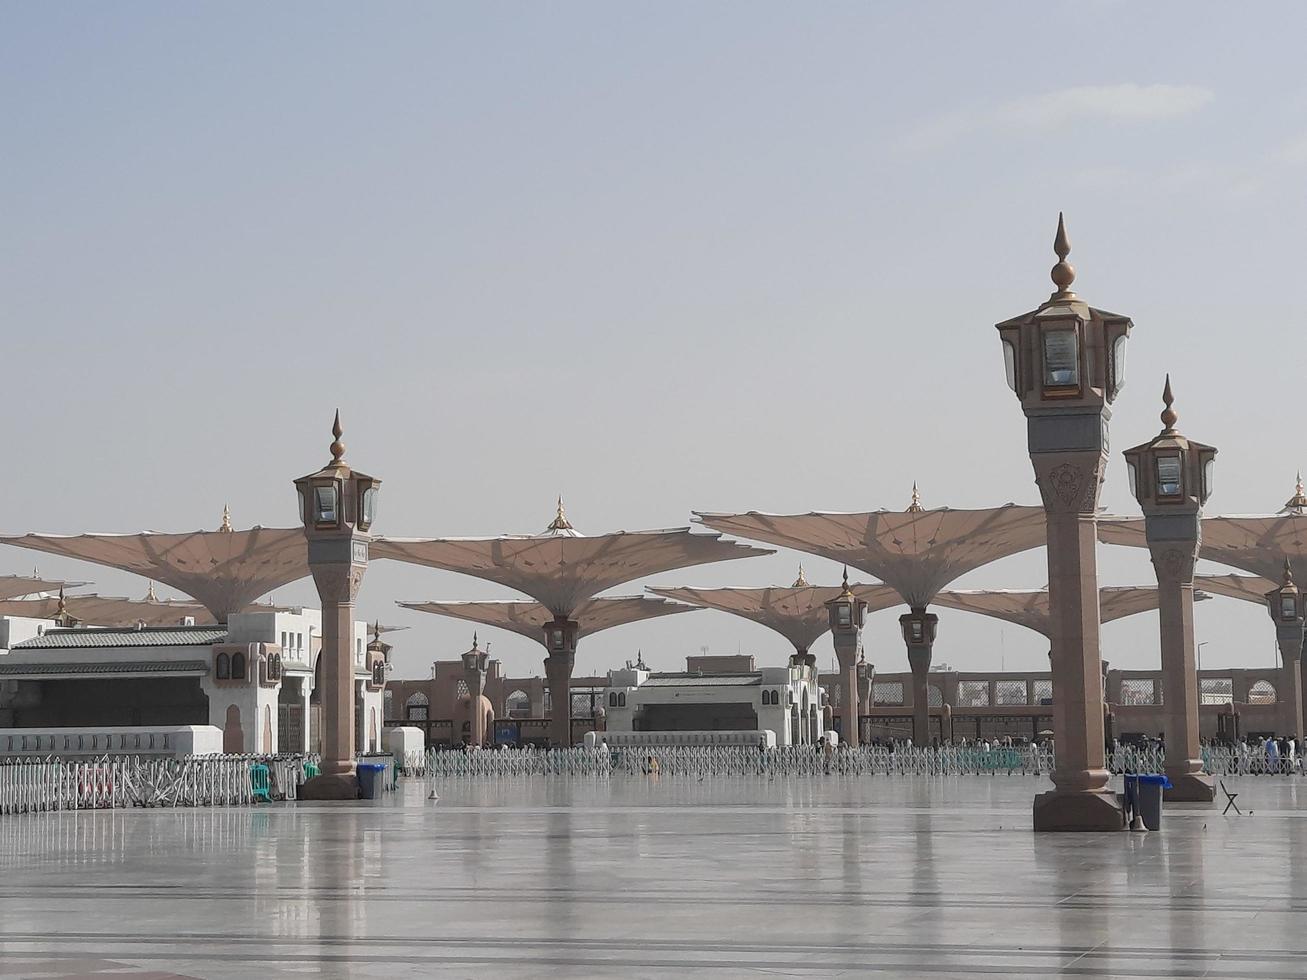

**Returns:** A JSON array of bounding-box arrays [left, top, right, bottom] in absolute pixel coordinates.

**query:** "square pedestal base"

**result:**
[[299, 773, 360, 801], [1163, 772, 1216, 803], [1033, 788, 1126, 832]]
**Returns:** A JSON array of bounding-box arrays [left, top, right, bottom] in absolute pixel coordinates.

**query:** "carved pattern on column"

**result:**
[[1152, 547, 1196, 581], [1045, 462, 1084, 508]]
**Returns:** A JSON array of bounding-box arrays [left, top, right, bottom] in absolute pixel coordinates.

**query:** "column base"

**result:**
[[299, 773, 361, 801], [1033, 788, 1126, 832], [1163, 771, 1216, 803]]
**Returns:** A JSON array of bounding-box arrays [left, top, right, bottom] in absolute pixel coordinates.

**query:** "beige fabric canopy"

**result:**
[[0, 527, 310, 622], [1098, 515, 1307, 585], [0, 575, 88, 602], [1193, 573, 1278, 605], [693, 505, 1046, 608], [647, 583, 901, 652], [397, 595, 698, 643], [374, 528, 770, 617], [0, 594, 217, 628], [931, 586, 1161, 639]]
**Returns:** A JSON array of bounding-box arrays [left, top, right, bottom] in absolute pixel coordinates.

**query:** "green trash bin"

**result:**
[[356, 763, 386, 800]]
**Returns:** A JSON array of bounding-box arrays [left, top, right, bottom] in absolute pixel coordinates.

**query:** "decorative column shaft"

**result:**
[[1267, 564, 1306, 746], [542, 617, 578, 748], [900, 609, 937, 746]]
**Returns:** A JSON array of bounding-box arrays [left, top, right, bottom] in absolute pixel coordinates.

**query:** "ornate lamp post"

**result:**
[[995, 214, 1131, 831], [1266, 561, 1306, 743], [899, 609, 938, 746], [294, 412, 380, 800], [1122, 378, 1217, 801], [461, 633, 491, 747], [825, 568, 868, 747]]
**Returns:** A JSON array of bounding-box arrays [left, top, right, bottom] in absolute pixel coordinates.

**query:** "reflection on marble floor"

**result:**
[[3, 776, 1307, 978]]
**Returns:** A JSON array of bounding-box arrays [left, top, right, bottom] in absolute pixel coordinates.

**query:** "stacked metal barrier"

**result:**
[[0, 752, 391, 815]]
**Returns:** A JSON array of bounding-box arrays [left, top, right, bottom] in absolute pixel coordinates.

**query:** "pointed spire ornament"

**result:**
[[219, 504, 233, 533], [792, 563, 809, 588], [1283, 559, 1296, 589], [1285, 472, 1307, 515], [144, 581, 158, 602], [1050, 212, 1076, 298], [840, 565, 854, 598], [329, 410, 346, 465], [472, 631, 479, 650], [56, 585, 67, 617], [1160, 375, 1178, 433], [546, 495, 574, 533], [908, 482, 923, 513]]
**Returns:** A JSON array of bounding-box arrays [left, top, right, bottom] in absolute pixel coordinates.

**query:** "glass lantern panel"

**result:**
[[1202, 457, 1215, 500], [1043, 328, 1079, 386], [362, 487, 377, 525], [1126, 460, 1138, 499], [910, 622, 924, 642], [1156, 457, 1182, 496], [551, 628, 564, 649], [1283, 596, 1297, 620], [314, 486, 338, 523], [1001, 340, 1017, 392], [837, 605, 852, 628], [1111, 334, 1128, 395]]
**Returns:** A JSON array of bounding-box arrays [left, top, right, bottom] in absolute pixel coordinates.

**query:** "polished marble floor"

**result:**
[[2, 774, 1307, 978]]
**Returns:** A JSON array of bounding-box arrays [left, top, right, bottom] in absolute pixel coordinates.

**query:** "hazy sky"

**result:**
[[3, 3, 1304, 683]]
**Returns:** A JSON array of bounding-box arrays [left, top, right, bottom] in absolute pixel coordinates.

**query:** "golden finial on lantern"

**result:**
[[1160, 375, 1178, 433], [329, 410, 346, 465], [1050, 212, 1076, 299], [792, 563, 809, 588], [907, 482, 923, 513], [219, 504, 233, 533]]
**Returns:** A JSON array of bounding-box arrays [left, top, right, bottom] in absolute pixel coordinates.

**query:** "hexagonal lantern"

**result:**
[[1123, 379, 1216, 511]]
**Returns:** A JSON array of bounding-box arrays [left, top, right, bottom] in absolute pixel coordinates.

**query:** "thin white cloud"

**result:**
[[902, 83, 1214, 151]]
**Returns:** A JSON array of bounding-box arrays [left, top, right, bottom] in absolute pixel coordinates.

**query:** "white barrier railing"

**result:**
[[423, 744, 1060, 779]]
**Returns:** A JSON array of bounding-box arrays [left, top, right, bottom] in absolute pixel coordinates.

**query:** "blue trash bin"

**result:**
[[1126, 773, 1172, 830], [357, 763, 386, 800]]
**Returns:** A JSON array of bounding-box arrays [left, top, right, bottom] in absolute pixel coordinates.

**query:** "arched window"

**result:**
[[618, 692, 626, 707], [609, 692, 618, 707], [231, 651, 246, 680], [1249, 680, 1278, 704], [216, 652, 231, 680], [405, 691, 429, 721], [506, 690, 531, 718]]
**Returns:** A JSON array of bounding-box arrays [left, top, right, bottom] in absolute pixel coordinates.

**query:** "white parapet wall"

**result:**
[[0, 725, 224, 758], [590, 730, 776, 749]]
